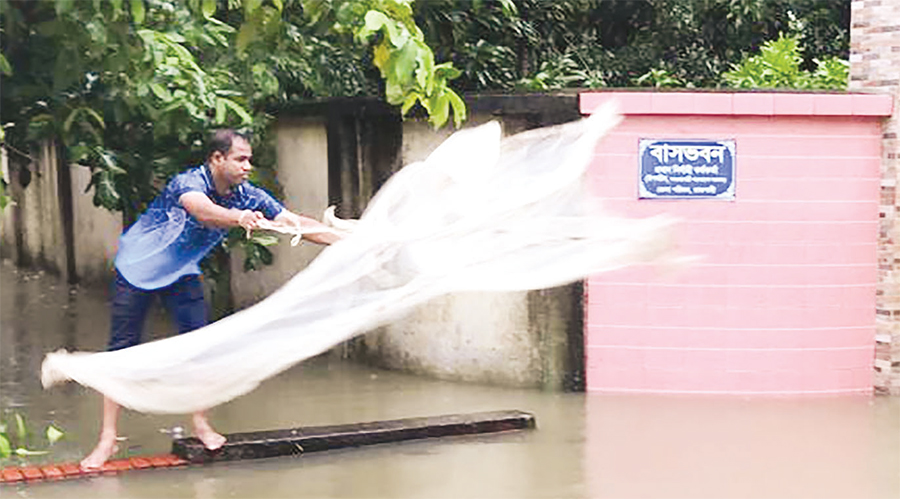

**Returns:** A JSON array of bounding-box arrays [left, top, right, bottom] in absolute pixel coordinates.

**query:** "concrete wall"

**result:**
[[353, 117, 536, 387], [0, 148, 12, 251], [267, 97, 586, 390], [230, 118, 331, 309], [0, 142, 68, 277], [851, 0, 900, 394], [348, 113, 583, 390], [581, 91, 891, 395], [70, 164, 121, 285], [0, 144, 118, 285]]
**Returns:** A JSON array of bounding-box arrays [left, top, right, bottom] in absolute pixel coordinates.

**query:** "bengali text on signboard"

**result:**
[[638, 139, 735, 200]]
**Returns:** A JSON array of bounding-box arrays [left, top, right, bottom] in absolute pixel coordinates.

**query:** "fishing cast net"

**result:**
[[42, 104, 677, 414]]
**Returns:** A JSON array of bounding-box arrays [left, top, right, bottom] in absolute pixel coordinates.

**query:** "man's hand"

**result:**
[[273, 210, 343, 246], [237, 209, 265, 237]]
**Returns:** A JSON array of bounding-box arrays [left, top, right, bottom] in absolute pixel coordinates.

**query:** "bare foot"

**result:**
[[80, 432, 119, 470], [193, 421, 226, 450]]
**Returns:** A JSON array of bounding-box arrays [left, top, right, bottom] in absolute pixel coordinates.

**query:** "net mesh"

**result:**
[[42, 104, 678, 414]]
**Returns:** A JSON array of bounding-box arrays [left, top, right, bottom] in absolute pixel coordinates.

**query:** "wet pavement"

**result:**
[[1, 259, 899, 499]]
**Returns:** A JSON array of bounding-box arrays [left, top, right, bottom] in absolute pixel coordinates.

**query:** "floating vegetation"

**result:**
[[0, 411, 65, 463]]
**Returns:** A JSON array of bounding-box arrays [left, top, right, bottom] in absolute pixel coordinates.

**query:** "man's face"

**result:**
[[212, 137, 253, 187]]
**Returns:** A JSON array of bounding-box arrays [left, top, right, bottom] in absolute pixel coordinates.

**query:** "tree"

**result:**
[[0, 0, 465, 283], [0, 0, 466, 316], [414, 0, 850, 91], [0, 0, 462, 217]]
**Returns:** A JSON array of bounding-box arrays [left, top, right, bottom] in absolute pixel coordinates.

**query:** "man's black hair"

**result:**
[[206, 129, 251, 161]]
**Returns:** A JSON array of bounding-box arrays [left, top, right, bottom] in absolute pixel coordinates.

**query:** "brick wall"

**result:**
[[850, 0, 900, 395]]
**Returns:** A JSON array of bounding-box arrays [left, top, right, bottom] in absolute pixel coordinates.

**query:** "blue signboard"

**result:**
[[638, 139, 735, 200]]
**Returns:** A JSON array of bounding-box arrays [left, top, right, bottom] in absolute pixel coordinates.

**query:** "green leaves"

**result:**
[[0, 412, 65, 462], [236, 20, 258, 54], [722, 33, 848, 90], [132, 25, 254, 136], [359, 11, 404, 48], [131, 0, 146, 25], [242, 237, 275, 271], [302, 0, 466, 127], [46, 425, 65, 446], [111, 0, 125, 17], [250, 233, 279, 247], [0, 180, 13, 213], [810, 57, 849, 90], [54, 0, 75, 16], [14, 414, 26, 443], [300, 0, 334, 26], [91, 168, 123, 209], [201, 0, 217, 18], [243, 0, 264, 17], [149, 82, 174, 102], [0, 433, 10, 459], [1, 0, 471, 290], [216, 96, 254, 125], [517, 54, 586, 91], [62, 107, 106, 140], [632, 68, 684, 88], [355, 1, 466, 128], [414, 0, 849, 91], [0, 53, 11, 76]]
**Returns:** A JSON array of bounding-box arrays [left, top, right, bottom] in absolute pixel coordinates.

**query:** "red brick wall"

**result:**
[[850, 0, 900, 394]]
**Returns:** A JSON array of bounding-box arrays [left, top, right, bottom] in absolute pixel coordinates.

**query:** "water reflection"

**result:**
[[585, 394, 899, 498], [1, 260, 899, 499]]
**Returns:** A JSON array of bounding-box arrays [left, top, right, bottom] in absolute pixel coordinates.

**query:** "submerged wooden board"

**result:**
[[172, 410, 536, 464]]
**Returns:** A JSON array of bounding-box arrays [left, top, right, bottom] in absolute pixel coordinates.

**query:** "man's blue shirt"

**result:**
[[115, 165, 284, 290]]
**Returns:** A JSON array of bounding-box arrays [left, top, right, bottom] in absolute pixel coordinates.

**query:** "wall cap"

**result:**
[[580, 90, 894, 117], [272, 93, 580, 122]]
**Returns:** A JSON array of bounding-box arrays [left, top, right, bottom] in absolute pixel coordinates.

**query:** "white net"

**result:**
[[41, 103, 678, 414]]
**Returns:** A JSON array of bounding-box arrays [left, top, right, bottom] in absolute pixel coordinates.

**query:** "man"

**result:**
[[81, 129, 339, 470]]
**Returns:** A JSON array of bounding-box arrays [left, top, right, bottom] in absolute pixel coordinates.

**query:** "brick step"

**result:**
[[0, 454, 187, 484]]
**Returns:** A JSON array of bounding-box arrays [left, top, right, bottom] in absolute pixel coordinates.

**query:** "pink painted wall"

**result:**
[[582, 91, 893, 395]]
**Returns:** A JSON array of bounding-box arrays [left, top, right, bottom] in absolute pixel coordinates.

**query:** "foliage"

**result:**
[[417, 0, 603, 91], [0, 412, 65, 462], [722, 33, 848, 90], [299, 0, 465, 128], [0, 0, 853, 295], [516, 54, 592, 91], [1, 0, 463, 294], [414, 0, 850, 91], [0, 0, 461, 213], [3, 0, 259, 222], [0, 179, 9, 213], [720, 7, 848, 90], [632, 68, 684, 88], [810, 56, 850, 90]]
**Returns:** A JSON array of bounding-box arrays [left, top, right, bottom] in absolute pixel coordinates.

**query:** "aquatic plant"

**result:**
[[0, 412, 65, 463]]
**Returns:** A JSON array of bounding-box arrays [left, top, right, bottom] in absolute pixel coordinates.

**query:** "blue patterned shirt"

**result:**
[[115, 165, 284, 290]]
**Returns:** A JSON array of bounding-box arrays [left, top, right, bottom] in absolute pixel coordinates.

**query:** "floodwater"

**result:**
[[1, 260, 898, 499]]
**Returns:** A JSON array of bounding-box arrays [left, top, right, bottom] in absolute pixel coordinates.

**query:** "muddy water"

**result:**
[[1, 260, 898, 499]]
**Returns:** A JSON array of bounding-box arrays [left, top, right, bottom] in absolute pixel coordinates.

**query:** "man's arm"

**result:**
[[180, 192, 264, 231], [274, 210, 342, 245]]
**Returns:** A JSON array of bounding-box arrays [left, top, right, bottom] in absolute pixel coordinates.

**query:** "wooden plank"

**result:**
[[172, 410, 536, 464]]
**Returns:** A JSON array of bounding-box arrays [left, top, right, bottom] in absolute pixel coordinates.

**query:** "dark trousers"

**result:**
[[108, 270, 208, 351]]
